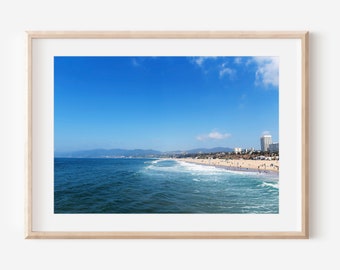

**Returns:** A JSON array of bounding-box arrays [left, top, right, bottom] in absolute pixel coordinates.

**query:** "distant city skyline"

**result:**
[[54, 56, 279, 152]]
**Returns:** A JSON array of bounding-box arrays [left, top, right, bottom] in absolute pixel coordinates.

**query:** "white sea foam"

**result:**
[[144, 160, 223, 179], [177, 161, 226, 174], [177, 160, 265, 177], [261, 182, 279, 189], [222, 169, 262, 176], [145, 159, 279, 184]]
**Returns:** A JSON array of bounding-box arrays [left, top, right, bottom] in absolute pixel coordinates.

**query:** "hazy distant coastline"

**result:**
[[54, 147, 234, 158]]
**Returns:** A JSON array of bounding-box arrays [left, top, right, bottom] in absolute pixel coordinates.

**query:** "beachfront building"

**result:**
[[269, 142, 279, 152], [260, 135, 272, 152], [244, 147, 255, 153], [234, 147, 242, 154]]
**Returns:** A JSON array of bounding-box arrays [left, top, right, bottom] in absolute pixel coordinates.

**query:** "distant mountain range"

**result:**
[[184, 147, 233, 154], [55, 147, 234, 158]]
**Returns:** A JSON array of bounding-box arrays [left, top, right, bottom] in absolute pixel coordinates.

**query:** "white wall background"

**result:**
[[0, 0, 337, 269]]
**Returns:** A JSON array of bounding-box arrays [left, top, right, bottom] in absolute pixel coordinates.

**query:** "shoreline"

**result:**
[[175, 157, 279, 175]]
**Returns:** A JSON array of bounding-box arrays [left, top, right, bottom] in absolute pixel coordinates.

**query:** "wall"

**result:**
[[0, 0, 338, 269]]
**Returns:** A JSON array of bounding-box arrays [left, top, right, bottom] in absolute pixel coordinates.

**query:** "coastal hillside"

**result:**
[[54, 147, 234, 158]]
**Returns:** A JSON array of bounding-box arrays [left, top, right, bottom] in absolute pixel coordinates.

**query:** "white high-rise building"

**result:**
[[260, 135, 272, 152]]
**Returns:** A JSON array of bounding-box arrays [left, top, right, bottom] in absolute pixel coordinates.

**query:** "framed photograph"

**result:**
[[26, 31, 309, 239]]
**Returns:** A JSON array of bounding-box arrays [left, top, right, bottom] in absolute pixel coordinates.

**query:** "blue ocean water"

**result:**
[[54, 158, 279, 214]]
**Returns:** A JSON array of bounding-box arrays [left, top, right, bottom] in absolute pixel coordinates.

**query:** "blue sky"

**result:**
[[54, 56, 279, 152]]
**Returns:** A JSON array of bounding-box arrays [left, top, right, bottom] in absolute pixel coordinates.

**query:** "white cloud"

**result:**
[[190, 57, 236, 80], [194, 57, 205, 67], [252, 57, 279, 87], [261, 131, 271, 136], [190, 56, 218, 68], [219, 67, 235, 78], [218, 62, 236, 79], [191, 57, 214, 68], [234, 57, 242, 64], [131, 58, 141, 67], [197, 131, 231, 141]]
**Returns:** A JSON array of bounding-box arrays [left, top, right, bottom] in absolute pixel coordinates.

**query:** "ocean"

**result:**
[[54, 158, 279, 214]]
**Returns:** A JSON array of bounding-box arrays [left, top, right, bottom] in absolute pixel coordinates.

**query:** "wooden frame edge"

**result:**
[[26, 31, 308, 39], [25, 31, 33, 239], [26, 231, 309, 240], [301, 32, 309, 239], [25, 31, 309, 239]]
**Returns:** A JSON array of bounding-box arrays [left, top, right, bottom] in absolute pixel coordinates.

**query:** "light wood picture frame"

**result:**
[[26, 31, 309, 239]]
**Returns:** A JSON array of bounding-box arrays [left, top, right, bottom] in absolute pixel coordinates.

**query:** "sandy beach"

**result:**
[[176, 158, 279, 173]]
